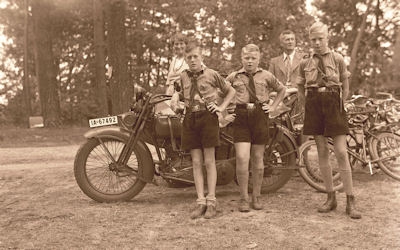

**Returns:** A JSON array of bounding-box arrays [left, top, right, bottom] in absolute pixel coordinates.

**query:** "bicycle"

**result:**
[[297, 98, 400, 192]]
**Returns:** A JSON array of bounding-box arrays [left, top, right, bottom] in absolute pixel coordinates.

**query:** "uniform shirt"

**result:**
[[226, 67, 285, 104], [180, 67, 231, 108], [296, 49, 348, 88]]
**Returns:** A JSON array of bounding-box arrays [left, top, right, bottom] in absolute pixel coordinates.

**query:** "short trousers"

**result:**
[[181, 110, 220, 150], [232, 104, 269, 144], [303, 91, 349, 137]]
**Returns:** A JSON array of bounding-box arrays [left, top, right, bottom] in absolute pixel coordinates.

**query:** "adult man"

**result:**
[[297, 22, 361, 219], [226, 44, 286, 212], [269, 30, 305, 127], [269, 30, 303, 89], [173, 42, 235, 219]]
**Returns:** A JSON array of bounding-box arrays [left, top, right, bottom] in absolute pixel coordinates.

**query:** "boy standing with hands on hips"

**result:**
[[172, 42, 235, 219]]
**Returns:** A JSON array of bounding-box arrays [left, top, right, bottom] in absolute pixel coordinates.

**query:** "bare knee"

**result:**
[[203, 159, 216, 171], [192, 159, 203, 170]]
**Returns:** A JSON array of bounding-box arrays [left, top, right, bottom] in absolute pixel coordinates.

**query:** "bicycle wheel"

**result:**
[[298, 140, 343, 192], [370, 132, 400, 181]]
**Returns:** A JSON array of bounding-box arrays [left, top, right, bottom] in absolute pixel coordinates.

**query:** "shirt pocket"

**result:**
[[304, 66, 318, 82], [325, 65, 340, 83], [254, 81, 266, 97], [232, 80, 246, 94]]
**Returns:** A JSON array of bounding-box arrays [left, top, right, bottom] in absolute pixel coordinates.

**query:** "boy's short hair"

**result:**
[[279, 30, 295, 41], [172, 33, 188, 44], [185, 41, 202, 54], [309, 22, 328, 37], [241, 44, 260, 56]]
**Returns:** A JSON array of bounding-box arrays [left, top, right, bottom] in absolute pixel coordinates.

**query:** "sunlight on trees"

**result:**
[[0, 0, 398, 126]]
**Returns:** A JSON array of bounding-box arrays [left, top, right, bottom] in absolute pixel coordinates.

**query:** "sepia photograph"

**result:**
[[0, 0, 400, 249]]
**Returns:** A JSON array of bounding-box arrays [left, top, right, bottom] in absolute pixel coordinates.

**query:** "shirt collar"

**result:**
[[237, 67, 263, 75], [186, 66, 206, 78], [283, 51, 295, 62], [311, 48, 332, 57]]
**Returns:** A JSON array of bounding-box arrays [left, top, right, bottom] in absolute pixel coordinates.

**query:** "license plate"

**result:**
[[89, 116, 118, 128]]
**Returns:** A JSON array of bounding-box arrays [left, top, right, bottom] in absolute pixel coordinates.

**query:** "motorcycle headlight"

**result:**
[[119, 112, 138, 128]]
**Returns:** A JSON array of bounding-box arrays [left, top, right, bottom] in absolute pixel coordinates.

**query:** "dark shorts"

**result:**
[[303, 91, 349, 137], [232, 104, 269, 144], [181, 110, 220, 150]]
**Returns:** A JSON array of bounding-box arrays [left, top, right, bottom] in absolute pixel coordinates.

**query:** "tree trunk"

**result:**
[[349, 0, 372, 90], [23, 0, 32, 121], [106, 0, 130, 114], [32, 0, 61, 127], [391, 28, 400, 89], [93, 0, 108, 116]]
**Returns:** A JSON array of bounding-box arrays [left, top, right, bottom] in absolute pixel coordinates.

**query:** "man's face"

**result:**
[[241, 51, 260, 73], [310, 33, 329, 54], [280, 33, 296, 52], [173, 41, 186, 57], [185, 47, 203, 72]]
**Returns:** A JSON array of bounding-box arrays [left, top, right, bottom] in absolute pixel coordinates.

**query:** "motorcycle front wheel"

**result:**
[[74, 137, 147, 202], [248, 133, 296, 194]]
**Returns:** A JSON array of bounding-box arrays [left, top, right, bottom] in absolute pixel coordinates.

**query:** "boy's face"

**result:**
[[310, 33, 329, 54], [280, 34, 296, 52], [185, 47, 203, 72], [241, 51, 260, 73], [173, 41, 186, 57]]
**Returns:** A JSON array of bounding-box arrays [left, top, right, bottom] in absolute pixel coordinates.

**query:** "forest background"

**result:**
[[0, 0, 399, 127]]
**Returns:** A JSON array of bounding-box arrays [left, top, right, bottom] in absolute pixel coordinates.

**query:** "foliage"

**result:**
[[314, 0, 400, 94], [5, 0, 396, 126]]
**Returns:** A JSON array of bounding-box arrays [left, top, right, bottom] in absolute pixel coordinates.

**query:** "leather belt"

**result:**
[[186, 104, 207, 112], [306, 86, 340, 94], [236, 103, 258, 110]]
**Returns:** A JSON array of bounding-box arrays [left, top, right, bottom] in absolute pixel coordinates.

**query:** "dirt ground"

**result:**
[[1, 142, 400, 249]]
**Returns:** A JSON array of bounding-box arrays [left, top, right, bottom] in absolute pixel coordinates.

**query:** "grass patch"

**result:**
[[0, 126, 89, 147]]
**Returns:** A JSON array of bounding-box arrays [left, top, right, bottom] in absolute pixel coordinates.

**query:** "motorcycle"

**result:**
[[74, 90, 297, 202]]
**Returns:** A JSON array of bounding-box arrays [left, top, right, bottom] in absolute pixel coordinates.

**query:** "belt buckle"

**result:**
[[192, 105, 200, 112], [246, 103, 255, 110], [318, 87, 326, 92]]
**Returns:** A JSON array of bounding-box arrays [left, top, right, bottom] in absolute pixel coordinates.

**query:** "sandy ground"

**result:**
[[1, 145, 400, 249]]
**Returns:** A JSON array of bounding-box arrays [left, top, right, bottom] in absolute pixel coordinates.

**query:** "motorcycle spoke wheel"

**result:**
[[85, 140, 138, 194], [370, 132, 400, 181], [298, 140, 343, 192], [74, 137, 146, 202], [249, 133, 295, 194]]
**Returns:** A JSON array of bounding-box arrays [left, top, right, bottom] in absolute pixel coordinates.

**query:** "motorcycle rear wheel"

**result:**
[[74, 137, 147, 202], [248, 133, 296, 194]]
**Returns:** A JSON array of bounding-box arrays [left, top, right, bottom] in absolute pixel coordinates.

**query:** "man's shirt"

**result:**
[[226, 67, 285, 104], [297, 49, 348, 88], [180, 67, 231, 107]]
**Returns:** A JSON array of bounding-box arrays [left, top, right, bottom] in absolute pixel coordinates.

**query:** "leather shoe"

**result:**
[[251, 196, 263, 210], [317, 191, 337, 213], [346, 195, 361, 219], [204, 205, 217, 219], [190, 204, 207, 219], [238, 199, 250, 212]]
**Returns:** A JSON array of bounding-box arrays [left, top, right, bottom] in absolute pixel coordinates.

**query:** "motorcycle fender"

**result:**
[[84, 126, 155, 183], [275, 124, 298, 158]]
